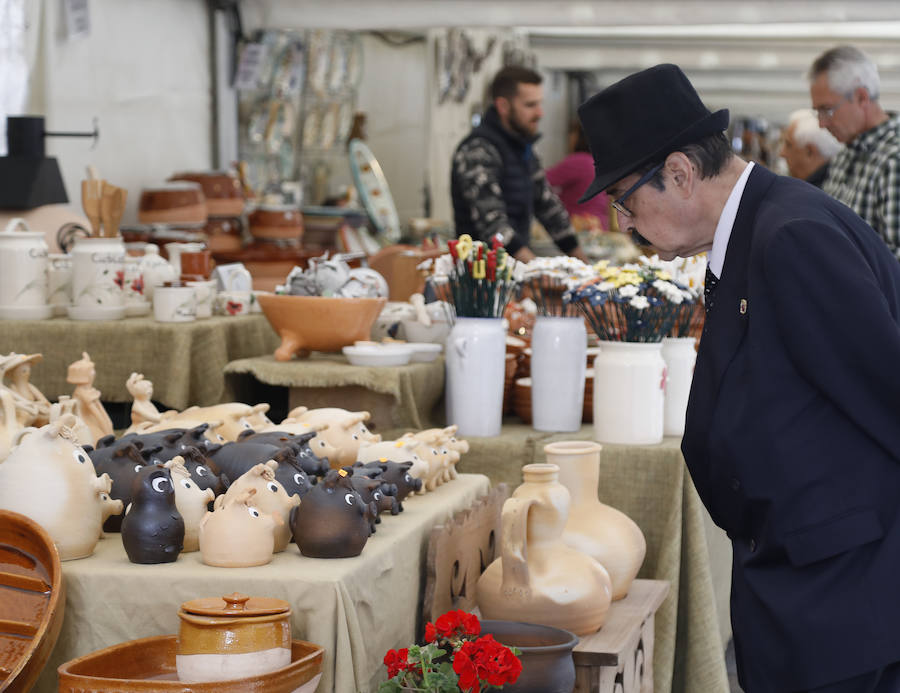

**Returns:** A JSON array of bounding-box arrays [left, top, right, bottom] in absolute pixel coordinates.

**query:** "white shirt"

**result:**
[[708, 161, 754, 279]]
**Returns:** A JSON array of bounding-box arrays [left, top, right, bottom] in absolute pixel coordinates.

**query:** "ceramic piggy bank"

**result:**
[[165, 456, 216, 552], [290, 407, 381, 468], [354, 460, 421, 504], [291, 468, 371, 558], [237, 429, 331, 481], [0, 415, 113, 560], [199, 487, 279, 567], [225, 461, 300, 552], [121, 464, 184, 564], [98, 491, 124, 527], [357, 438, 429, 490], [178, 403, 274, 442]]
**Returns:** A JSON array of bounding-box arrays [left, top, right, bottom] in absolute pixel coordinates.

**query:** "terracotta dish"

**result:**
[[138, 183, 207, 225], [170, 172, 244, 217], [248, 205, 304, 242], [258, 294, 387, 361], [57, 635, 324, 693], [0, 509, 66, 692]]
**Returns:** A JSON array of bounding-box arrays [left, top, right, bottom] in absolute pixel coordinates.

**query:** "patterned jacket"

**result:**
[[450, 107, 578, 256]]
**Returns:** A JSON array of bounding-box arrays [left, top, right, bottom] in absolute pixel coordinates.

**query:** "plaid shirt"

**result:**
[[823, 113, 900, 259]]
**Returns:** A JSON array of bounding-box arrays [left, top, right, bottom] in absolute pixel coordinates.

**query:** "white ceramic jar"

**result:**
[[154, 284, 196, 322], [444, 317, 506, 437], [47, 253, 73, 316], [0, 218, 51, 319], [138, 244, 178, 300], [530, 316, 587, 432], [69, 236, 126, 320], [592, 340, 666, 445]]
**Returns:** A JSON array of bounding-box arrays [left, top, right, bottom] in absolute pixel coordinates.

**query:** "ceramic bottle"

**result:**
[[476, 463, 613, 636], [544, 440, 646, 600]]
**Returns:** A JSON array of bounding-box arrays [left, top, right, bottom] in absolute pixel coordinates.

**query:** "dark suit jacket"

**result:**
[[682, 165, 900, 692]]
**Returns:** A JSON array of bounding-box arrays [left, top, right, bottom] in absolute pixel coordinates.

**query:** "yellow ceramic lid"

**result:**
[[180, 592, 289, 617]]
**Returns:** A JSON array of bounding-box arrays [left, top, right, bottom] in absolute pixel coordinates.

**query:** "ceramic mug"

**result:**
[[164, 242, 205, 278], [0, 218, 51, 319], [187, 280, 217, 319], [153, 284, 196, 322], [180, 250, 213, 281], [216, 290, 251, 316], [70, 236, 126, 310]]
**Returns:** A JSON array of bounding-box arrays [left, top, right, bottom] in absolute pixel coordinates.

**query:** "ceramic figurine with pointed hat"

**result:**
[[121, 464, 184, 564], [0, 352, 51, 426], [66, 351, 114, 444], [576, 62, 900, 691]]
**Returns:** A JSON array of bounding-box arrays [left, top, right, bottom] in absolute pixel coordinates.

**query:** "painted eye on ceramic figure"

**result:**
[[294, 473, 304, 486], [344, 493, 355, 506], [101, 493, 109, 502], [73, 450, 87, 464], [267, 482, 279, 493], [180, 479, 193, 490], [404, 473, 412, 484], [373, 491, 382, 501], [196, 466, 209, 476], [134, 464, 143, 473], [151, 477, 169, 493], [248, 507, 260, 518]]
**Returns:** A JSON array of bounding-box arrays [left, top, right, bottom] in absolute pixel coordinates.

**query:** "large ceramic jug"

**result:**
[[545, 440, 646, 600], [476, 463, 612, 636], [530, 316, 586, 432], [445, 317, 505, 437], [0, 218, 51, 319]]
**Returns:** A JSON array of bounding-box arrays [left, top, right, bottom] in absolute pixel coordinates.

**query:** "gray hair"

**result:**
[[787, 109, 841, 159], [808, 45, 880, 100]]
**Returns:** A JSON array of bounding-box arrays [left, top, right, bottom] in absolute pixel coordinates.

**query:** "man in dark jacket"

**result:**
[[578, 64, 900, 692], [451, 65, 587, 262]]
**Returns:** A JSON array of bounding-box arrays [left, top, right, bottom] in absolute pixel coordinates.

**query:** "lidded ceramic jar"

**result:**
[[0, 217, 51, 319], [176, 592, 292, 683]]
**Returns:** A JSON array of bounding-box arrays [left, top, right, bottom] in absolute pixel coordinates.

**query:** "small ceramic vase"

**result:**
[[476, 464, 612, 636], [291, 468, 371, 558], [224, 461, 300, 552], [199, 487, 279, 567], [120, 464, 184, 564], [291, 407, 381, 468], [176, 593, 291, 683], [0, 415, 111, 560], [545, 441, 646, 600], [165, 456, 215, 552]]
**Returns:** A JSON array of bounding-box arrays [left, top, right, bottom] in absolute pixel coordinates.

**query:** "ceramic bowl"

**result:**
[[258, 294, 387, 361], [170, 171, 245, 217], [406, 342, 443, 363], [342, 343, 412, 367], [139, 182, 207, 225], [400, 318, 450, 344], [57, 635, 324, 693]]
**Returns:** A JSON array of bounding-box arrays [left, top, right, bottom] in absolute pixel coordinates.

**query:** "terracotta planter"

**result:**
[[479, 620, 578, 693], [544, 440, 646, 600]]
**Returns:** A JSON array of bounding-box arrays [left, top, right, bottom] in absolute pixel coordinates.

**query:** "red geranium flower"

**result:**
[[383, 647, 410, 678], [429, 609, 481, 642]]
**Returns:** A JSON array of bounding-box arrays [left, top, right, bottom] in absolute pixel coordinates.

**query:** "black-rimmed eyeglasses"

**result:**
[[611, 162, 665, 218]]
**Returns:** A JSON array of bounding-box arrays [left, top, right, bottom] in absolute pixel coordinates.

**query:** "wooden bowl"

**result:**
[[248, 205, 304, 242], [0, 509, 65, 692], [57, 635, 324, 693], [139, 182, 207, 225], [258, 293, 387, 361], [170, 172, 244, 217]]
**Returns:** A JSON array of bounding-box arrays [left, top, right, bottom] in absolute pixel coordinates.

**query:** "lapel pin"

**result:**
[[739, 299, 748, 314]]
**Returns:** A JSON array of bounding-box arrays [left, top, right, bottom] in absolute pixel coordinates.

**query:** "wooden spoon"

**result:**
[[100, 183, 127, 238], [81, 179, 104, 237]]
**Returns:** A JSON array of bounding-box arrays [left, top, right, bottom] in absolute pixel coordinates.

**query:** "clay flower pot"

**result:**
[[257, 294, 387, 361], [479, 620, 578, 693]]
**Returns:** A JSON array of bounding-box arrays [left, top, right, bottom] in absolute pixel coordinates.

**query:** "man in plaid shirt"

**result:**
[[809, 45, 900, 259]]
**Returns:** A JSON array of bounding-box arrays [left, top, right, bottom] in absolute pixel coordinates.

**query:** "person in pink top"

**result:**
[[546, 120, 610, 230]]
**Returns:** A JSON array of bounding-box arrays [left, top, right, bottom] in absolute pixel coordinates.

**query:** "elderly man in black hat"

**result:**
[[578, 64, 900, 693]]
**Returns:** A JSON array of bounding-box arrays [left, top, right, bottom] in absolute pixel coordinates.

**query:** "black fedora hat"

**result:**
[[577, 64, 729, 203]]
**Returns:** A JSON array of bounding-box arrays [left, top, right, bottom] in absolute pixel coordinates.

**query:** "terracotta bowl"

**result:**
[[139, 182, 207, 225], [170, 172, 245, 217], [57, 635, 323, 693], [258, 294, 387, 361], [0, 510, 65, 693], [248, 205, 304, 242]]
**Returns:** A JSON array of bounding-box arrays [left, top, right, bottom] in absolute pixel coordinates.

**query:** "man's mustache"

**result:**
[[629, 228, 653, 247]]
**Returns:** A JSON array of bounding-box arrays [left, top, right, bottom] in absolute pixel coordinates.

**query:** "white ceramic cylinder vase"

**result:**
[[0, 218, 51, 319], [592, 340, 666, 445], [531, 316, 586, 432], [445, 317, 506, 437], [70, 236, 126, 320], [661, 337, 697, 437]]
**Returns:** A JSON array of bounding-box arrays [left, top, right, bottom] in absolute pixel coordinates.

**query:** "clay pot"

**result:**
[[290, 468, 371, 558], [204, 216, 245, 253], [176, 593, 291, 683], [199, 487, 279, 567], [476, 463, 612, 636], [170, 171, 244, 217], [248, 204, 304, 242], [120, 464, 184, 564], [138, 182, 207, 225], [545, 441, 646, 601], [479, 620, 578, 693], [257, 294, 387, 361]]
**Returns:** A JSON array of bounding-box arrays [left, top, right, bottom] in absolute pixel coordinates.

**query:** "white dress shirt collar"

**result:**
[[708, 161, 754, 279]]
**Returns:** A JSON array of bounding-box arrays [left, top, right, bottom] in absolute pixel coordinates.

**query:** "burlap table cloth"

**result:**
[[223, 353, 445, 432], [0, 315, 280, 409], [33, 473, 492, 693], [381, 423, 731, 693]]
